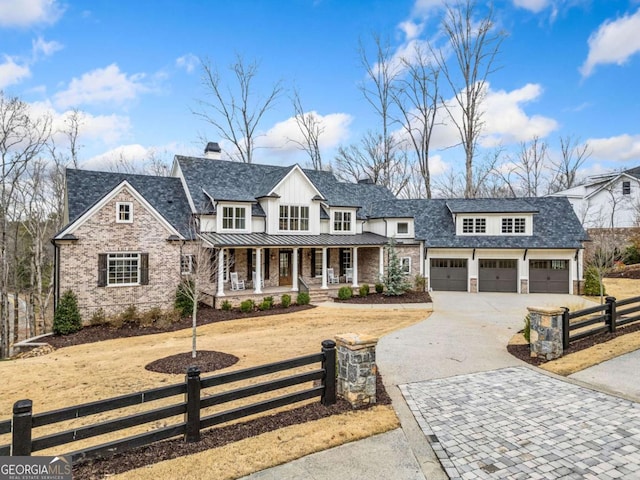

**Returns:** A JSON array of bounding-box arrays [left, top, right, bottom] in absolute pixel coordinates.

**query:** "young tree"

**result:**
[[383, 238, 411, 296], [290, 89, 324, 170], [433, 0, 505, 198], [502, 136, 549, 197], [394, 44, 441, 198], [549, 135, 590, 192], [195, 55, 283, 163]]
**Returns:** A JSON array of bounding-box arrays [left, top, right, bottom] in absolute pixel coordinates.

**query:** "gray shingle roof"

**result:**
[[64, 169, 194, 238], [175, 156, 395, 218], [370, 197, 587, 249], [446, 198, 539, 214]]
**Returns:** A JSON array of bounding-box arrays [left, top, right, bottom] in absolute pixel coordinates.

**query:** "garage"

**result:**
[[479, 259, 518, 292], [430, 258, 468, 291], [529, 260, 569, 293]]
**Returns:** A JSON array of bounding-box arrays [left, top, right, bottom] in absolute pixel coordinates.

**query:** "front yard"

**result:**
[[0, 304, 431, 479]]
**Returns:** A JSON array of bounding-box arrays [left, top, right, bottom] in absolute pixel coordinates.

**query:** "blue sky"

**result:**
[[2, 0, 640, 180]]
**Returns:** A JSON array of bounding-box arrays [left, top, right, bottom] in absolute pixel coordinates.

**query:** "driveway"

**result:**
[[378, 292, 640, 480]]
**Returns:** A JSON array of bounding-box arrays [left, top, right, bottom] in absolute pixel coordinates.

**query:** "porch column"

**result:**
[[254, 248, 262, 294], [321, 247, 328, 289], [352, 247, 359, 288], [292, 247, 299, 292], [217, 248, 225, 297], [378, 246, 384, 281]]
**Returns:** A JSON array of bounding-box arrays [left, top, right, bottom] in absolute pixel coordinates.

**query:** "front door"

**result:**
[[279, 250, 292, 286]]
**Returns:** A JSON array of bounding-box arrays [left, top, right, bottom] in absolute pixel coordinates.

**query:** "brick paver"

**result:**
[[400, 367, 640, 479]]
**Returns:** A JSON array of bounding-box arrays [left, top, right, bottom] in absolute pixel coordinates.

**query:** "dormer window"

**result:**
[[116, 202, 133, 223], [623, 181, 631, 195], [397, 222, 409, 235], [334, 211, 352, 231], [502, 217, 526, 234], [222, 206, 246, 230], [462, 217, 486, 233]]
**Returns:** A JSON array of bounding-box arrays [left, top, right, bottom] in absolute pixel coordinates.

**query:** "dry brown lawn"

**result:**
[[0, 305, 429, 476]]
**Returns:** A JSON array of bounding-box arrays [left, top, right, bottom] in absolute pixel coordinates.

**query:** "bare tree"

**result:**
[[290, 88, 324, 170], [433, 0, 505, 198], [434, 146, 504, 198], [549, 135, 590, 192], [359, 34, 402, 183], [0, 93, 50, 358], [394, 44, 441, 198], [334, 131, 410, 196], [498, 136, 549, 197], [195, 55, 283, 163]]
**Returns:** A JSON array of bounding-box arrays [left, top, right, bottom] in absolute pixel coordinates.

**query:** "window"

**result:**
[[116, 202, 133, 223], [474, 218, 486, 233], [314, 248, 323, 277], [333, 211, 352, 231], [342, 249, 352, 271], [623, 181, 631, 195], [462, 217, 485, 233], [502, 217, 526, 234], [222, 207, 246, 230], [279, 205, 310, 231], [462, 218, 473, 233], [397, 222, 409, 234], [401, 257, 411, 275], [108, 253, 139, 285], [181, 254, 194, 275]]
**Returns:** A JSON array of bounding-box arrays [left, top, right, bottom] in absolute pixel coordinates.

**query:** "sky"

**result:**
[[2, 0, 640, 182]]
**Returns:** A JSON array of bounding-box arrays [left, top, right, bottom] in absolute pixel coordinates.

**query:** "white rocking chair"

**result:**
[[327, 268, 339, 284], [252, 271, 264, 288], [345, 268, 353, 283], [230, 272, 245, 291]]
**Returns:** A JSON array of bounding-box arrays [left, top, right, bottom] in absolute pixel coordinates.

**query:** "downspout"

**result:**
[[575, 249, 580, 295], [51, 239, 60, 313]]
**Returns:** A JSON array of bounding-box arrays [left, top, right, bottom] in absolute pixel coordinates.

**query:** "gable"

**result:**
[[271, 165, 322, 203]]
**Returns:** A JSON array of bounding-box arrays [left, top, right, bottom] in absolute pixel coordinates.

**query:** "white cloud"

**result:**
[[580, 8, 640, 77], [32, 36, 63, 59], [587, 134, 640, 161], [411, 0, 444, 16], [0, 56, 30, 88], [53, 64, 151, 108], [176, 53, 199, 74], [82, 144, 150, 171], [0, 0, 64, 27], [398, 20, 424, 41], [512, 0, 551, 13]]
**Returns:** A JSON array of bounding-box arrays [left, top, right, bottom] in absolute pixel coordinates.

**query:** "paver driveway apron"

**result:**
[[378, 292, 640, 479]]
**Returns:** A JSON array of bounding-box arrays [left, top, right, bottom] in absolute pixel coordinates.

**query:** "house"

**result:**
[[549, 166, 640, 228], [52, 145, 588, 319]]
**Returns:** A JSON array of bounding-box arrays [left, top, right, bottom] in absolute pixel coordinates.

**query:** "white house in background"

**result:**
[[549, 166, 640, 228]]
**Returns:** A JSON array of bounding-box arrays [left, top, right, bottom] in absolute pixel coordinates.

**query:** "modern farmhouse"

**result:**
[[53, 145, 588, 318]]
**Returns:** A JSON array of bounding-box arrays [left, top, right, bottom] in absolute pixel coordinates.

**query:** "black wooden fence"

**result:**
[[562, 295, 640, 349], [0, 340, 336, 464]]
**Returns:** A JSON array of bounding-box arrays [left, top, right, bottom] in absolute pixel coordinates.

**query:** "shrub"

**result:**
[[414, 274, 427, 292], [281, 294, 291, 308], [221, 300, 232, 311], [338, 286, 353, 300], [623, 244, 640, 265], [53, 290, 82, 335], [384, 238, 411, 296], [240, 299, 255, 313], [156, 308, 182, 329], [258, 297, 273, 311], [89, 308, 106, 326], [140, 307, 162, 327], [296, 292, 310, 305], [175, 280, 194, 317], [120, 304, 139, 324], [523, 314, 531, 343], [375, 282, 384, 294], [359, 284, 370, 297], [584, 265, 606, 296]]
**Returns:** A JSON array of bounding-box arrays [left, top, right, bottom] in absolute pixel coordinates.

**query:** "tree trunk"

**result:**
[[13, 291, 19, 343]]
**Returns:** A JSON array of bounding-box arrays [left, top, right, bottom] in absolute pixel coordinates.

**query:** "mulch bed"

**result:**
[[44, 304, 315, 349], [334, 290, 432, 304], [606, 266, 640, 279], [145, 350, 240, 374], [507, 321, 640, 366], [73, 373, 392, 479]]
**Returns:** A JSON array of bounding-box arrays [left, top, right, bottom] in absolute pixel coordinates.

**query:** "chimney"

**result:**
[[358, 177, 374, 184], [204, 142, 222, 160]]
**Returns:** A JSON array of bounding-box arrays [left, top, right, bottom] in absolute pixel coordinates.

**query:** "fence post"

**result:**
[[562, 307, 570, 351], [606, 296, 617, 333], [184, 366, 201, 443], [12, 399, 32, 456], [321, 340, 336, 406]]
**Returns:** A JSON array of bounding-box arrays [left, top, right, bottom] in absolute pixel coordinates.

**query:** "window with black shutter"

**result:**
[[98, 254, 107, 287]]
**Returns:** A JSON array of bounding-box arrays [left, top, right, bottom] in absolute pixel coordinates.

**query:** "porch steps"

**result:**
[[308, 289, 332, 305]]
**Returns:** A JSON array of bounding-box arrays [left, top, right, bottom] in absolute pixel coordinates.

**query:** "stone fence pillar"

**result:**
[[335, 333, 378, 408], [527, 306, 565, 360]]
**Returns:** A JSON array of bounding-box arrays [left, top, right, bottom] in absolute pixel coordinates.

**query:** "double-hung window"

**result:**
[[502, 217, 526, 234], [279, 205, 310, 231], [222, 207, 246, 230], [116, 202, 133, 223], [623, 181, 631, 195], [108, 253, 139, 285], [401, 257, 411, 275], [474, 218, 486, 233], [333, 211, 352, 232], [181, 254, 194, 275]]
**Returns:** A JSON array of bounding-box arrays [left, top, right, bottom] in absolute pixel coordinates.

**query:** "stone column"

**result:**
[[335, 333, 378, 408], [527, 306, 565, 360]]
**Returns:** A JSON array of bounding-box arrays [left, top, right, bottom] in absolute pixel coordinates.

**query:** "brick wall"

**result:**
[[58, 188, 184, 320]]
